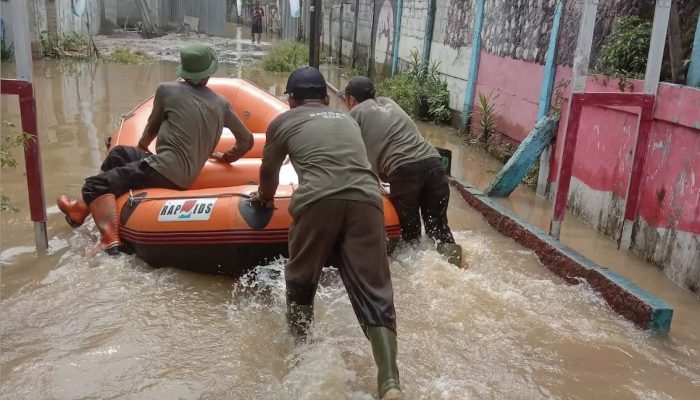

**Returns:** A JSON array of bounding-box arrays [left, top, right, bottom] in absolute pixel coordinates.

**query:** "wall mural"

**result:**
[[373, 0, 395, 67], [72, 0, 88, 17]]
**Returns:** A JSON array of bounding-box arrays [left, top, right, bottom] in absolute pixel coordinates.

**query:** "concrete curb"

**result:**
[[450, 178, 674, 334]]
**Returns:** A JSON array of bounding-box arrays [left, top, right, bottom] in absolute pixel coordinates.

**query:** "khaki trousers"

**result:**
[[285, 199, 397, 333]]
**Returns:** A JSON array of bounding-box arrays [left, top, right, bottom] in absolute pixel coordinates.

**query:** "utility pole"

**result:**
[[338, 2, 344, 66], [351, 0, 360, 68], [309, 0, 321, 68]]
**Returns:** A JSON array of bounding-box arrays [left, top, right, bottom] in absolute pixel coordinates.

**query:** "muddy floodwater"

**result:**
[[2, 57, 700, 399]]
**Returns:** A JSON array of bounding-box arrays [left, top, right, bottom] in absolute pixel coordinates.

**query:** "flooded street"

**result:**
[[2, 59, 700, 399]]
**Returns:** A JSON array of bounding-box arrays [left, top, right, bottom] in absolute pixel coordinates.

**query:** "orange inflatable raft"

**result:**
[[109, 78, 401, 274]]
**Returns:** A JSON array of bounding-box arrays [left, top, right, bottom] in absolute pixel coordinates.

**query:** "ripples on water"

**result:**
[[2, 226, 699, 399]]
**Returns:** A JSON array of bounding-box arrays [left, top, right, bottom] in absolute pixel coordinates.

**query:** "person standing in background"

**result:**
[[251, 2, 265, 44]]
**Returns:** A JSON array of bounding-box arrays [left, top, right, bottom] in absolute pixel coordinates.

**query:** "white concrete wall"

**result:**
[[427, 0, 470, 109], [55, 0, 102, 36], [1, 0, 45, 53], [103, 0, 118, 30], [115, 0, 159, 28], [321, 0, 472, 111], [1, 1, 17, 47], [396, 0, 426, 63]]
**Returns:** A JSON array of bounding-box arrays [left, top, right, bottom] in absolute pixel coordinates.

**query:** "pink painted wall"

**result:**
[[474, 50, 700, 236], [472, 51, 543, 142], [548, 75, 700, 235]]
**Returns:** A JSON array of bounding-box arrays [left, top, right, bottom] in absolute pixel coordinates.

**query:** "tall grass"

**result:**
[[40, 32, 92, 59], [261, 41, 309, 73], [106, 48, 153, 64]]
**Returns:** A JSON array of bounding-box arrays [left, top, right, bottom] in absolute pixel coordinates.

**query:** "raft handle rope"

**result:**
[[112, 113, 132, 148], [128, 190, 292, 206]]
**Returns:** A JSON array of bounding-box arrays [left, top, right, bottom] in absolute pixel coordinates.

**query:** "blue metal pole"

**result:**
[[421, 0, 436, 72], [537, 2, 563, 119], [461, 0, 486, 128], [391, 0, 404, 76], [687, 11, 700, 87], [535, 2, 564, 197]]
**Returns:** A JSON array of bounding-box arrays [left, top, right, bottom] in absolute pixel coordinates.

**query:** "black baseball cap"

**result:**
[[338, 76, 376, 102], [284, 66, 328, 98]]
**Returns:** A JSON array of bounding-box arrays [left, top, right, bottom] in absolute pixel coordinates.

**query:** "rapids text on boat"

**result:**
[[109, 78, 402, 274]]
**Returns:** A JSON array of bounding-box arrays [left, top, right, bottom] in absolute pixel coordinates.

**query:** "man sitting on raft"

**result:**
[[57, 44, 254, 254]]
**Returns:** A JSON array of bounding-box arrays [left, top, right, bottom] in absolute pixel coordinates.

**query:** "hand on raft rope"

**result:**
[[247, 191, 276, 210]]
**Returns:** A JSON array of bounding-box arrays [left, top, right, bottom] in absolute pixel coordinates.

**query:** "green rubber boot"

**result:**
[[437, 242, 464, 268], [367, 326, 402, 400], [286, 302, 313, 344]]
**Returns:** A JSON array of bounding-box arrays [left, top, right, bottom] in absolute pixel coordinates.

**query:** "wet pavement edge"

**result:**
[[449, 177, 674, 335]]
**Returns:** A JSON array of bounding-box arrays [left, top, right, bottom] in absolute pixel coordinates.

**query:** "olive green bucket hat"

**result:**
[[175, 44, 218, 81]]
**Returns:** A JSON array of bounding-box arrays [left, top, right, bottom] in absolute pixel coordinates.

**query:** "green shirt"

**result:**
[[349, 97, 440, 180], [144, 81, 253, 188], [258, 102, 383, 217]]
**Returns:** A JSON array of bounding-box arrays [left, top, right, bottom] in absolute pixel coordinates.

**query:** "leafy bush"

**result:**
[[418, 71, 451, 123], [106, 48, 153, 64], [261, 41, 309, 73], [342, 66, 364, 78], [1, 121, 33, 212], [596, 16, 652, 79], [1, 40, 14, 61], [376, 74, 418, 117], [40, 32, 91, 59], [375, 50, 452, 123]]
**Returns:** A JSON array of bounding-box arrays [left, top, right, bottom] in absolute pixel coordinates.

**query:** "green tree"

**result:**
[[1, 121, 32, 212], [596, 16, 652, 79]]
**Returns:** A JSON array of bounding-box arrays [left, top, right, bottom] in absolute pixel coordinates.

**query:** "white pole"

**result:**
[[549, 0, 599, 239], [33, 0, 48, 40], [643, 0, 672, 95], [619, 0, 672, 250], [10, 0, 34, 82]]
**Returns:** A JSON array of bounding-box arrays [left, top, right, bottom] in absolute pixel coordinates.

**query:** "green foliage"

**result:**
[[261, 41, 309, 73], [342, 66, 364, 78], [596, 16, 652, 80], [1, 120, 33, 212], [40, 32, 92, 59], [1, 40, 14, 61], [522, 162, 540, 191], [106, 48, 153, 64], [472, 92, 499, 144], [322, 55, 338, 65], [376, 74, 418, 117], [549, 78, 570, 118], [419, 76, 452, 123], [375, 50, 452, 123]]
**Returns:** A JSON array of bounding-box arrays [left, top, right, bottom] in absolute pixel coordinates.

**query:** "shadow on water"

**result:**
[[1, 60, 700, 399]]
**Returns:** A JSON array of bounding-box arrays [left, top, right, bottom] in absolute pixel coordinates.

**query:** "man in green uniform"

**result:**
[[57, 44, 254, 253], [249, 67, 402, 400], [341, 76, 463, 267]]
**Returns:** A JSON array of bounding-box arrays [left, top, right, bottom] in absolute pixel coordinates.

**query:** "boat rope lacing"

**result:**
[[127, 190, 292, 206]]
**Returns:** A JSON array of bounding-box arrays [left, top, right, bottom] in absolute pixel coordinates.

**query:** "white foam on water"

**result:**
[[1, 229, 699, 399]]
